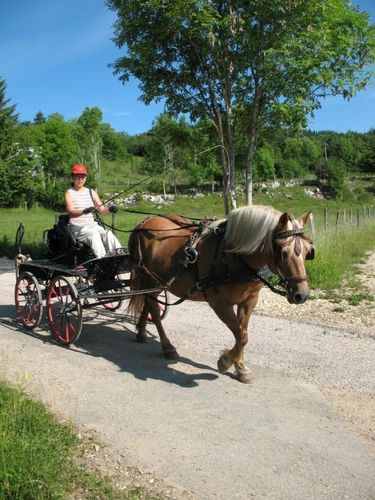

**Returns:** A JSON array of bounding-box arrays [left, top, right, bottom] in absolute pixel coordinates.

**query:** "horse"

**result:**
[[127, 205, 315, 383]]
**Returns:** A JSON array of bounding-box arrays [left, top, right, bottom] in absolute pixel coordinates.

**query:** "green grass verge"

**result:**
[[306, 221, 375, 297], [0, 379, 143, 499]]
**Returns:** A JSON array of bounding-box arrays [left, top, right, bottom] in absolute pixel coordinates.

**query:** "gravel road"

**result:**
[[0, 257, 374, 499]]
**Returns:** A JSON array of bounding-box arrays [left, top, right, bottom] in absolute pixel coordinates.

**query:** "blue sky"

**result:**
[[1, 0, 374, 135]]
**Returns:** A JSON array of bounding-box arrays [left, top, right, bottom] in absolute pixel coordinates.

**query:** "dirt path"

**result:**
[[0, 255, 374, 499]]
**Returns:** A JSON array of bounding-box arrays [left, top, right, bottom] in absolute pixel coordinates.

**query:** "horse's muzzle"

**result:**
[[287, 288, 310, 304]]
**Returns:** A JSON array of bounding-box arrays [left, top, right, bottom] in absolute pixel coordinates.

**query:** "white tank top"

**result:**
[[68, 187, 96, 227]]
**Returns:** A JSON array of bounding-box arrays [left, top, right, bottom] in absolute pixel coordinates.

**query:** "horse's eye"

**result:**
[[281, 248, 289, 261], [306, 246, 315, 261]]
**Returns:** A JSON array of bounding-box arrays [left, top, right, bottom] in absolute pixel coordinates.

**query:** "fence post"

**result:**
[[309, 213, 316, 239], [357, 208, 360, 227], [324, 207, 328, 231], [335, 211, 339, 230]]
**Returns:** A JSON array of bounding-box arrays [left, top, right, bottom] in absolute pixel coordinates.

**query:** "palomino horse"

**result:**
[[128, 205, 314, 383]]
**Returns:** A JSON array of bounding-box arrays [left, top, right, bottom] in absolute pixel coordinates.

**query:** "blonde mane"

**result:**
[[224, 205, 281, 255]]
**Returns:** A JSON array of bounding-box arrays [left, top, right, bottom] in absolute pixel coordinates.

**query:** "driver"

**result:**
[[64, 164, 122, 258]]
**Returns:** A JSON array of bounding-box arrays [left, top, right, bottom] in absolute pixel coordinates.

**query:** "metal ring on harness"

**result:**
[[184, 246, 198, 264]]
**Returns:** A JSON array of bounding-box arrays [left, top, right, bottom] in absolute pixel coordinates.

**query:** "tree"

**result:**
[[101, 123, 128, 161], [74, 107, 103, 188], [107, 0, 375, 212], [0, 77, 18, 160], [143, 114, 194, 195], [253, 145, 275, 181], [359, 129, 375, 174], [33, 111, 46, 125]]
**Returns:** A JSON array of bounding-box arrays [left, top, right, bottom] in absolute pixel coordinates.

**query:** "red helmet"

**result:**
[[71, 164, 88, 175]]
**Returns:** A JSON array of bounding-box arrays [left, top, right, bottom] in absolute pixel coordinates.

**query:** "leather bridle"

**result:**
[[272, 220, 314, 288]]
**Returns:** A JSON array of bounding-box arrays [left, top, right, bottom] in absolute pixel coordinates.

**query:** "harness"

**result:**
[[133, 215, 314, 305], [272, 217, 314, 294]]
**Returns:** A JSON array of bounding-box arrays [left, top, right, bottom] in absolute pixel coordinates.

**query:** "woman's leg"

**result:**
[[98, 227, 122, 253], [70, 225, 106, 258]]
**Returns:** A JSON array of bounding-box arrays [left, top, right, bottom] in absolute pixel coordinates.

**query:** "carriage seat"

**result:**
[[44, 214, 94, 264]]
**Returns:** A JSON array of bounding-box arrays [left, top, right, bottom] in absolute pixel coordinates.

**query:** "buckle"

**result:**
[[184, 246, 198, 264]]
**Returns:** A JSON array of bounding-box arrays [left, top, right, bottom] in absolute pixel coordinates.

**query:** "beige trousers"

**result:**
[[69, 223, 122, 258]]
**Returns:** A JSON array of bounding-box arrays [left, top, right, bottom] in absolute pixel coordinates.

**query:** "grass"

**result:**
[[306, 221, 375, 300], [0, 379, 146, 499], [1, 184, 374, 296]]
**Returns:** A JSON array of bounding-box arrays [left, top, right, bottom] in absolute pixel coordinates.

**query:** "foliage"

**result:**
[[307, 221, 375, 292], [321, 158, 350, 200], [101, 123, 128, 161], [74, 107, 103, 187], [253, 145, 276, 181], [0, 379, 147, 498], [359, 129, 375, 173], [0, 77, 18, 160], [106, 0, 375, 211]]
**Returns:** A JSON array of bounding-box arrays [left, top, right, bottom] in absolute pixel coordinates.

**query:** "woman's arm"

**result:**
[[92, 190, 110, 215]]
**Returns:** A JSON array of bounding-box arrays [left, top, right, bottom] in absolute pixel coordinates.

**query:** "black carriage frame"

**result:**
[[14, 216, 169, 345]]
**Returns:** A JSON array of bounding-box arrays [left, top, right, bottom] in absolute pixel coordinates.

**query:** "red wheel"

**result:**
[[15, 271, 43, 329], [147, 290, 170, 323], [46, 276, 83, 345], [90, 275, 123, 311], [100, 298, 123, 311]]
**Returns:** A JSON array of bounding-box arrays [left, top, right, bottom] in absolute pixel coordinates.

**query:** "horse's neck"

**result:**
[[240, 251, 269, 271]]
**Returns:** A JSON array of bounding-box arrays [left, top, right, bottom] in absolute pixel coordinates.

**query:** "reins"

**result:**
[[130, 212, 314, 308]]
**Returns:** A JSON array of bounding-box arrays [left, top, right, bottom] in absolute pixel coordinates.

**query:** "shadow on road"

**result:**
[[0, 303, 219, 388]]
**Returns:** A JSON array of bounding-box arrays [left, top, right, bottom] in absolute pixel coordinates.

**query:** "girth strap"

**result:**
[[192, 266, 273, 293]]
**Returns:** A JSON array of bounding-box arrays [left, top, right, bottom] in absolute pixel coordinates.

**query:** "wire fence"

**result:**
[[308, 205, 375, 238]]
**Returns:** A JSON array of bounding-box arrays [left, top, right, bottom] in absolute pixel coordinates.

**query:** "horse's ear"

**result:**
[[277, 212, 289, 230], [299, 211, 311, 227]]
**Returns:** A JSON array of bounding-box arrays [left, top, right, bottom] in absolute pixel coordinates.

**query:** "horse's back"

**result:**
[[128, 215, 194, 282]]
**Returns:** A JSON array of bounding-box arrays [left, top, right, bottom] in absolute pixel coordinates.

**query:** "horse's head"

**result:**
[[270, 212, 315, 304]]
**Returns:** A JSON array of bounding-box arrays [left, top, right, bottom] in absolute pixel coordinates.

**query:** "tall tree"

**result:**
[[33, 111, 46, 124], [107, 0, 375, 212], [0, 77, 18, 160], [75, 107, 103, 188], [144, 114, 194, 195]]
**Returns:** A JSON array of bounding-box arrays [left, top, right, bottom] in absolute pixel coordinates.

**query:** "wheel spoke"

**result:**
[[15, 272, 43, 329], [46, 276, 82, 345]]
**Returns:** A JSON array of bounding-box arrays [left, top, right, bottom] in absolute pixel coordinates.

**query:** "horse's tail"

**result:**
[[127, 268, 145, 318], [127, 224, 145, 318]]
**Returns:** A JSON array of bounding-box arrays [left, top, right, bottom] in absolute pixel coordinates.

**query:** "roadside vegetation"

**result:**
[[1, 179, 374, 295], [0, 379, 145, 499]]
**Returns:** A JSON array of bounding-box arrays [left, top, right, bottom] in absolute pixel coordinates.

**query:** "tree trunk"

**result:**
[[245, 91, 262, 205]]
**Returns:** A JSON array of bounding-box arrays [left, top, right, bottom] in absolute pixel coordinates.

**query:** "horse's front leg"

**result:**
[[146, 296, 178, 359], [209, 291, 260, 383]]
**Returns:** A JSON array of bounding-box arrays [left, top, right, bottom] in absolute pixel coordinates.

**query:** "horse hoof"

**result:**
[[164, 349, 178, 360], [217, 353, 233, 373], [236, 369, 252, 384], [136, 332, 147, 343]]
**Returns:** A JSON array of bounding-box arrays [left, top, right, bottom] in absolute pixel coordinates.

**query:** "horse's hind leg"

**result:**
[[135, 304, 149, 343], [146, 296, 178, 359]]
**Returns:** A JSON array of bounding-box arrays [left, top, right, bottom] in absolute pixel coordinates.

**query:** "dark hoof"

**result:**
[[136, 332, 147, 343], [164, 349, 179, 360]]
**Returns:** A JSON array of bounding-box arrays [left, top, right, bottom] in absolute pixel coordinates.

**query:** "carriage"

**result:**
[[14, 214, 168, 346], [14, 205, 314, 383]]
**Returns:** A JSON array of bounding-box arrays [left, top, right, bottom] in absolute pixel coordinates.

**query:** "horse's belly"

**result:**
[[212, 281, 263, 305]]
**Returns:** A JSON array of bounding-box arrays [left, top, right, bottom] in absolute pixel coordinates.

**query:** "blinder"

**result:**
[[305, 245, 315, 261], [273, 225, 315, 262]]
